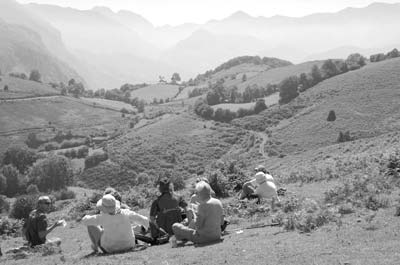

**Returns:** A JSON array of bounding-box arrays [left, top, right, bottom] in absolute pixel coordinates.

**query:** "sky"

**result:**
[[16, 0, 400, 26]]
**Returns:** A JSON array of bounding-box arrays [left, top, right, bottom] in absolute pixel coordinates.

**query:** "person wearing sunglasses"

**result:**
[[23, 196, 65, 247]]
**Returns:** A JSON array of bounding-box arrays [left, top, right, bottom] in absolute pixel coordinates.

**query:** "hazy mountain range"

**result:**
[[1, 0, 400, 88]]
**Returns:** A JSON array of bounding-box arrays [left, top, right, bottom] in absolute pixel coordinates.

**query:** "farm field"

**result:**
[[0, 76, 60, 99], [211, 93, 279, 111], [237, 61, 325, 91], [130, 84, 180, 102], [80, 97, 136, 112]]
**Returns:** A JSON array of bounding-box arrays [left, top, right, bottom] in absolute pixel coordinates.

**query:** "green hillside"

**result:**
[[130, 84, 180, 102], [0, 76, 59, 99]]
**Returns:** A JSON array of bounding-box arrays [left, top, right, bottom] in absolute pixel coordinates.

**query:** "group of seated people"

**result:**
[[21, 165, 281, 255]]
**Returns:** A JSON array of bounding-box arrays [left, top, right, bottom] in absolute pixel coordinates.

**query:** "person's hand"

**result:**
[[56, 220, 66, 227]]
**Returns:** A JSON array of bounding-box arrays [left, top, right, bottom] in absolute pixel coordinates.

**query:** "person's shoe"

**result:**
[[169, 236, 177, 248]]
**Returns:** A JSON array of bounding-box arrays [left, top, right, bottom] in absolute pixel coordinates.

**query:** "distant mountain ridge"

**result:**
[[2, 0, 400, 88]]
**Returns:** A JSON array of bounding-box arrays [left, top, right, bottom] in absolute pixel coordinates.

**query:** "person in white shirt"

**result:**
[[81, 194, 149, 254], [239, 172, 279, 209]]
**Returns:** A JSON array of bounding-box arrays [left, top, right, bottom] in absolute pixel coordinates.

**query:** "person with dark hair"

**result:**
[[103, 187, 130, 209], [23, 196, 65, 247], [149, 178, 186, 237]]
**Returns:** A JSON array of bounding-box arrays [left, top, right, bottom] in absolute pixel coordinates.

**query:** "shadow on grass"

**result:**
[[82, 244, 148, 259], [194, 238, 224, 248]]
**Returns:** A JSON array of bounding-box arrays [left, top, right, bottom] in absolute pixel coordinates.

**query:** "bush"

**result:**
[[121, 108, 129, 114], [26, 184, 39, 194], [3, 146, 38, 173], [60, 138, 87, 149], [9, 194, 39, 219], [370, 53, 386, 62], [279, 76, 299, 104], [2, 165, 20, 197], [29, 70, 41, 82], [68, 198, 94, 221], [254, 99, 267, 114], [171, 175, 185, 191], [0, 216, 23, 236], [0, 174, 6, 194], [28, 155, 74, 192], [84, 152, 108, 169], [327, 110, 336, 121], [207, 171, 230, 197], [337, 131, 352, 142], [0, 195, 10, 213], [345, 53, 366, 71], [44, 142, 59, 151], [77, 146, 89, 158], [52, 189, 76, 201]]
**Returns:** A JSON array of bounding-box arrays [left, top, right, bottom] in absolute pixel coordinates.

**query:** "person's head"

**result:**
[[103, 187, 122, 203], [255, 172, 267, 185], [37, 196, 52, 213], [96, 194, 121, 215], [254, 165, 268, 174], [159, 178, 173, 194], [195, 181, 212, 202]]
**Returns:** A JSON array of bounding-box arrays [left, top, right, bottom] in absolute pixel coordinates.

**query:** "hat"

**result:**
[[96, 194, 120, 215], [254, 165, 267, 173], [255, 172, 267, 185], [38, 196, 51, 204]]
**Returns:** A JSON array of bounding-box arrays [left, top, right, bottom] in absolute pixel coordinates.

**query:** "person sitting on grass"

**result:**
[[81, 194, 149, 254], [150, 178, 187, 237], [239, 172, 280, 209], [171, 181, 224, 246], [23, 196, 65, 247]]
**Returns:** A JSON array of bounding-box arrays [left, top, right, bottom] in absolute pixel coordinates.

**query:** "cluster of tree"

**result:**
[[189, 56, 292, 86], [370, 48, 399, 63], [158, 73, 181, 85], [120, 83, 147, 92], [204, 79, 278, 106], [84, 151, 108, 169], [59, 78, 85, 97], [151, 98, 171, 105], [279, 54, 367, 104], [91, 88, 146, 113], [0, 146, 73, 197], [7, 70, 41, 82], [9, 72, 27, 80], [26, 131, 87, 150], [194, 98, 267, 122]]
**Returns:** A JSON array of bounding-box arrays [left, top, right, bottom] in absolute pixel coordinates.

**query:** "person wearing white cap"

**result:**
[[81, 194, 149, 254], [23, 196, 65, 247], [239, 172, 279, 208]]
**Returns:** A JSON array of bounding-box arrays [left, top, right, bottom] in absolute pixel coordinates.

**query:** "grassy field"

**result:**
[[211, 93, 279, 111], [130, 84, 180, 102], [0, 76, 60, 99], [80, 98, 136, 112], [0, 96, 128, 154], [237, 61, 325, 92]]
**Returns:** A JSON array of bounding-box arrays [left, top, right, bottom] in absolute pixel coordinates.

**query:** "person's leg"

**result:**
[[240, 183, 256, 199], [171, 223, 196, 242], [87, 226, 103, 252]]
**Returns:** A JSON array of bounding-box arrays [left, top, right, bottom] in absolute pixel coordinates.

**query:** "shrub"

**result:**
[[386, 48, 399, 59], [28, 155, 74, 192], [370, 53, 386, 62], [9, 194, 39, 219], [171, 175, 185, 191], [3, 146, 38, 173], [26, 184, 39, 194], [52, 189, 76, 201], [44, 142, 59, 151], [0, 195, 10, 213], [60, 138, 87, 149], [0, 216, 23, 236], [77, 146, 89, 158], [121, 108, 129, 114], [2, 165, 20, 197], [207, 171, 230, 197], [279, 76, 299, 104], [68, 198, 94, 221], [29, 70, 41, 82], [345, 53, 366, 71], [84, 152, 108, 169], [0, 174, 6, 194], [254, 99, 267, 114], [327, 110, 336, 121], [337, 131, 352, 142]]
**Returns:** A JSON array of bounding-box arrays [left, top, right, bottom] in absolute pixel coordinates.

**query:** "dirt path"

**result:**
[[256, 131, 269, 158]]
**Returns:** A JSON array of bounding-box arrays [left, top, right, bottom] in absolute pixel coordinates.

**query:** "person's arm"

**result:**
[[149, 199, 159, 226], [37, 216, 63, 240], [81, 214, 101, 226], [126, 210, 149, 230]]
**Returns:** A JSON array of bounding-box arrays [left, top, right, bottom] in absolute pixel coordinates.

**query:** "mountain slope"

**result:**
[[0, 19, 81, 83]]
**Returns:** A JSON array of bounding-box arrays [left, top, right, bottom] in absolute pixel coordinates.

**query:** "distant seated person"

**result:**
[[103, 187, 130, 210], [150, 178, 187, 238], [82, 194, 149, 254], [23, 196, 65, 247], [172, 181, 224, 245], [239, 172, 279, 208]]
